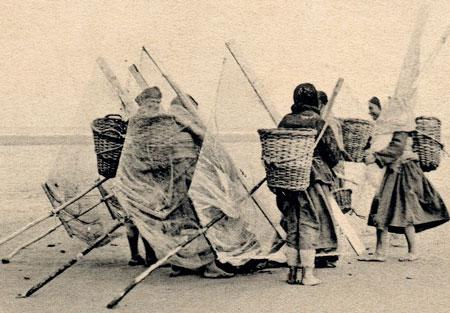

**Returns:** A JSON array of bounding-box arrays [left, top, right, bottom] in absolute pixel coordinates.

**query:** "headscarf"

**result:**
[[135, 86, 162, 106], [291, 83, 319, 114]]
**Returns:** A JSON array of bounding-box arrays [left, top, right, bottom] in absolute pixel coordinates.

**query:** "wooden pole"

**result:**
[[141, 46, 202, 122], [314, 185, 365, 256], [225, 41, 282, 125], [20, 222, 123, 298], [218, 44, 287, 237], [96, 57, 136, 118], [128, 64, 149, 90], [106, 213, 225, 309], [2, 194, 114, 263], [2, 223, 62, 264], [106, 174, 271, 309], [237, 172, 286, 239], [0, 177, 109, 247], [312, 78, 344, 150]]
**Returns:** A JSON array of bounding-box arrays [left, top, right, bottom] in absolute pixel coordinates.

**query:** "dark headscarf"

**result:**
[[318, 91, 328, 105], [291, 83, 319, 114], [369, 96, 381, 110]]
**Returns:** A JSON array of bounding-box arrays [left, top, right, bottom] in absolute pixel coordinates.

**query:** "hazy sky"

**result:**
[[0, 0, 449, 132]]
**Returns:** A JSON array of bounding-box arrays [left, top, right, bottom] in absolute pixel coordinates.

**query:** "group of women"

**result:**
[[275, 83, 449, 285], [113, 82, 449, 286]]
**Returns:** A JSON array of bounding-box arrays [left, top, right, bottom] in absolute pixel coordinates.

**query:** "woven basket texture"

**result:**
[[91, 114, 127, 178], [258, 128, 317, 191], [341, 118, 374, 162], [413, 116, 441, 172]]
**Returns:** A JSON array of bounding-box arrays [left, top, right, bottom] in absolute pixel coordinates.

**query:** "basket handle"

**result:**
[[413, 130, 444, 149], [262, 156, 301, 167], [104, 114, 124, 120], [97, 127, 126, 139]]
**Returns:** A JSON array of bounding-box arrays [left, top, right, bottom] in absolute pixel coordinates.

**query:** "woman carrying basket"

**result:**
[[275, 83, 342, 285], [358, 114, 449, 262]]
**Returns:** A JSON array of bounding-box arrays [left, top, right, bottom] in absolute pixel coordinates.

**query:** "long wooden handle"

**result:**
[[21, 222, 122, 298], [106, 158, 282, 309], [225, 41, 282, 125], [106, 213, 225, 309], [96, 57, 135, 118], [0, 177, 108, 247], [128, 64, 149, 90], [312, 78, 344, 150], [0, 213, 53, 247], [3, 194, 114, 263], [2, 223, 62, 264], [107, 245, 182, 309], [141, 46, 203, 124]]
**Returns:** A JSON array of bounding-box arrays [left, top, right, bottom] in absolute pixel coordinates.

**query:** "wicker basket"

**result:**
[[333, 188, 352, 214], [341, 118, 374, 162], [135, 115, 199, 169], [91, 114, 128, 178], [412, 116, 442, 172], [258, 128, 317, 191]]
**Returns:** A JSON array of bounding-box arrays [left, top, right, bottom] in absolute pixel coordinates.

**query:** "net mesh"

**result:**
[[189, 52, 285, 265], [377, 6, 428, 133], [113, 50, 285, 268], [45, 65, 125, 246]]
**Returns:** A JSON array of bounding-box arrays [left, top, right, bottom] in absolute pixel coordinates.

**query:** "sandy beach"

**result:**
[[1, 216, 449, 313]]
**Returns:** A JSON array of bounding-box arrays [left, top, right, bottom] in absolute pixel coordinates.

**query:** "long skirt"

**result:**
[[276, 183, 338, 251], [368, 161, 449, 233]]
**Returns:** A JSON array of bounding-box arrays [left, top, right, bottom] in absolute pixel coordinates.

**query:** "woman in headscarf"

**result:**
[[275, 83, 342, 285], [358, 112, 449, 262]]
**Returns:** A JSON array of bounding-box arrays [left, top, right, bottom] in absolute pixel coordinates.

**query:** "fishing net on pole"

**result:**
[[377, 7, 428, 134], [45, 64, 124, 246], [114, 109, 216, 269], [188, 50, 285, 265], [113, 49, 285, 269]]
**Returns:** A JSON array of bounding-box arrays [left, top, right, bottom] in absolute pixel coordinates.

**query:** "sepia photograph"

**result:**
[[0, 1, 449, 312]]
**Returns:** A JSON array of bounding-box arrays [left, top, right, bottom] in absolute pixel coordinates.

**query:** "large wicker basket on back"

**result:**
[[91, 114, 128, 178], [258, 128, 317, 191], [341, 118, 374, 162], [412, 116, 442, 172], [130, 114, 200, 170]]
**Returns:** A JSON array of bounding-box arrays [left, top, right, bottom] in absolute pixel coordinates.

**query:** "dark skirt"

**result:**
[[276, 184, 338, 250], [368, 161, 449, 233]]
